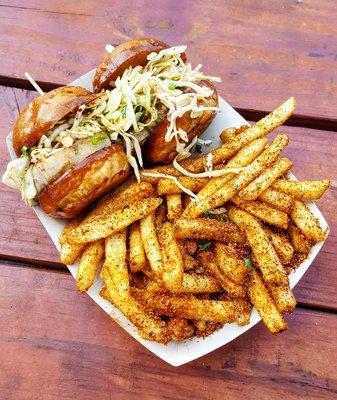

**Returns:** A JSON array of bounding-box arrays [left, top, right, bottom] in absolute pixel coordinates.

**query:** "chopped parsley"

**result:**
[[231, 181, 238, 188], [197, 240, 212, 251], [203, 211, 212, 219], [21, 146, 30, 156], [244, 258, 253, 269], [168, 83, 176, 90], [91, 133, 109, 145]]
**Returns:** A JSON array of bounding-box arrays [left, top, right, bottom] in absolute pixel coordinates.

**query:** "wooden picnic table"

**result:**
[[0, 1, 336, 399]]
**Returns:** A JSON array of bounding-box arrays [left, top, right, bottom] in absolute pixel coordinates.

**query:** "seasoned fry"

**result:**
[[288, 222, 313, 253], [140, 213, 164, 277], [197, 250, 247, 298], [105, 230, 129, 295], [66, 197, 162, 244], [142, 97, 295, 179], [166, 318, 195, 341], [272, 179, 330, 201], [238, 157, 293, 201], [180, 243, 200, 271], [231, 196, 289, 229], [132, 289, 237, 323], [158, 222, 184, 289], [100, 269, 171, 343], [258, 187, 294, 214], [166, 194, 183, 220], [228, 206, 288, 285], [85, 181, 155, 223], [76, 240, 104, 292], [174, 218, 245, 243], [248, 270, 288, 334], [220, 125, 249, 143], [214, 242, 248, 284], [197, 138, 267, 201], [154, 202, 167, 230], [60, 242, 86, 265], [263, 226, 294, 264], [129, 222, 147, 273], [59, 216, 83, 244], [147, 274, 221, 293], [290, 200, 327, 242], [266, 281, 297, 313], [157, 177, 208, 195], [183, 134, 289, 218], [233, 299, 252, 326]]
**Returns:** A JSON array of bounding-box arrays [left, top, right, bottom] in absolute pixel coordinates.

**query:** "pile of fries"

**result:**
[[59, 97, 330, 343]]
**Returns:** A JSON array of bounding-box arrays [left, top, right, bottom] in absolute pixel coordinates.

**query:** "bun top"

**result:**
[[12, 86, 96, 156], [93, 37, 169, 93]]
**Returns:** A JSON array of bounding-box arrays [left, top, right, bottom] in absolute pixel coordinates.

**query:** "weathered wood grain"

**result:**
[[0, 0, 337, 121], [0, 263, 336, 400], [0, 86, 336, 307]]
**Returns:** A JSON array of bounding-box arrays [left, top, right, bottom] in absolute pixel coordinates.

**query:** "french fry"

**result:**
[[183, 134, 289, 218], [220, 125, 249, 143], [60, 242, 86, 265], [147, 274, 221, 293], [214, 242, 248, 284], [76, 239, 104, 292], [288, 222, 313, 253], [157, 177, 208, 195], [194, 320, 223, 337], [197, 138, 267, 201], [66, 197, 162, 244], [129, 222, 147, 273], [85, 181, 155, 223], [266, 280, 297, 313], [228, 206, 288, 285], [263, 226, 294, 264], [231, 196, 289, 229], [179, 243, 200, 271], [140, 213, 164, 277], [158, 222, 184, 290], [248, 270, 288, 334], [238, 157, 293, 201], [100, 270, 171, 343], [166, 318, 195, 341], [197, 250, 247, 298], [132, 289, 237, 323], [166, 194, 183, 220], [59, 217, 86, 264], [272, 179, 330, 201], [290, 200, 327, 242], [105, 230, 129, 295], [154, 202, 167, 230], [258, 187, 294, 214], [174, 218, 245, 243], [233, 299, 252, 326], [142, 97, 295, 178]]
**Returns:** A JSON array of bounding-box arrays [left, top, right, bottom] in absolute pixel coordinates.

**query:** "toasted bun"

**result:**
[[144, 82, 219, 164], [93, 38, 170, 92], [12, 86, 96, 156], [38, 143, 130, 218]]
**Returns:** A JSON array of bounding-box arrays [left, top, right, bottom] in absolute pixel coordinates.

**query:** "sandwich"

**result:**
[[2, 37, 220, 218]]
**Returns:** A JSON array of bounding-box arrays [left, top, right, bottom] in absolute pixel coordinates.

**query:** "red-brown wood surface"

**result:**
[[0, 2, 336, 398], [0, 263, 336, 400], [0, 1, 337, 122]]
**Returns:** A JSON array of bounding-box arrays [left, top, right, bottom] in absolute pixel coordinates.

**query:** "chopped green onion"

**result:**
[[91, 133, 109, 145], [21, 146, 30, 156], [244, 258, 253, 269], [197, 240, 212, 251], [121, 106, 127, 118]]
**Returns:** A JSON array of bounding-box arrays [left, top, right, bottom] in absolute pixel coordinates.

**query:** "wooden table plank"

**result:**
[[0, 263, 336, 400], [1, 86, 336, 308], [0, 0, 337, 121]]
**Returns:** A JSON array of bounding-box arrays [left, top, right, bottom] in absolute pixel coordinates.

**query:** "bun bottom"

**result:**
[[38, 143, 130, 218]]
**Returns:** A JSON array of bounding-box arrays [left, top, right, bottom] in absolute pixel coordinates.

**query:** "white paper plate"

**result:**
[[5, 69, 329, 366]]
